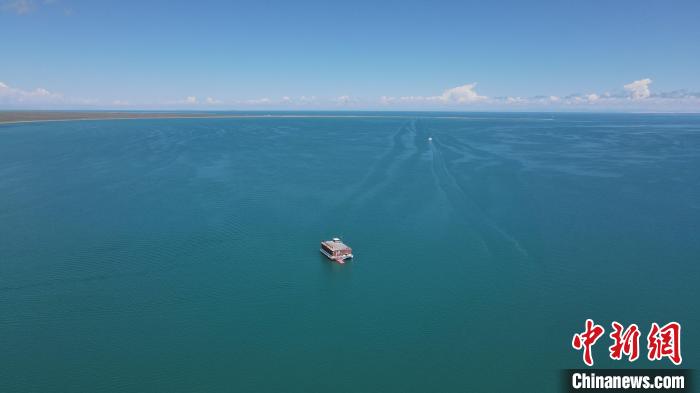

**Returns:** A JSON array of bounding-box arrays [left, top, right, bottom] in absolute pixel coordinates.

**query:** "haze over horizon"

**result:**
[[1, 0, 699, 111]]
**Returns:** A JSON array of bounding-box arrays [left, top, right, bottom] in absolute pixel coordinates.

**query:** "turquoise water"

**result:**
[[1, 113, 698, 392]]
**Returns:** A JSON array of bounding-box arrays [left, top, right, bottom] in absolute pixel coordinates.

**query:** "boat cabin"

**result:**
[[320, 237, 353, 263]]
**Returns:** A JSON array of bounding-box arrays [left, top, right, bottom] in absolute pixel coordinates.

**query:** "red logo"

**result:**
[[572, 319, 605, 366], [572, 320, 682, 366], [647, 322, 682, 365], [609, 322, 640, 362]]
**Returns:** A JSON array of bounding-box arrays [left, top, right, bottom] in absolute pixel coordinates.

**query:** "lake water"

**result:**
[[1, 113, 698, 392]]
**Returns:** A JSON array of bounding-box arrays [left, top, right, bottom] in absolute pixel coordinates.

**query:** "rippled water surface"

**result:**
[[1, 113, 699, 392]]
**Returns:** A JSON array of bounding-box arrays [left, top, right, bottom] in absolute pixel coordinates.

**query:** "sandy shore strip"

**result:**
[[0, 111, 395, 125], [0, 111, 562, 125]]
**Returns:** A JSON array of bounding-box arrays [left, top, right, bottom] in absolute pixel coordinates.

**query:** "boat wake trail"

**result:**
[[344, 120, 417, 205], [429, 135, 529, 260], [329, 118, 528, 262]]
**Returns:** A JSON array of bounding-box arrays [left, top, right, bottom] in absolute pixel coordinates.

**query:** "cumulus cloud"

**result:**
[[0, 80, 64, 104], [375, 77, 700, 110], [381, 83, 487, 105], [439, 83, 486, 103], [2, 76, 698, 111], [624, 78, 652, 100]]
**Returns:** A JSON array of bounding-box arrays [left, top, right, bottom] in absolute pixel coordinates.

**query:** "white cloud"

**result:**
[[298, 96, 317, 103], [624, 78, 652, 100], [167, 95, 222, 106], [375, 78, 700, 111], [333, 95, 356, 105], [381, 83, 487, 105], [245, 97, 271, 105], [397, 96, 425, 102], [0, 80, 64, 104], [2, 76, 698, 111], [439, 83, 486, 103]]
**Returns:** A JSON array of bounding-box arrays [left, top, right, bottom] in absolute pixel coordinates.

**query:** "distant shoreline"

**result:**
[[1, 110, 698, 125], [0, 111, 397, 125], [0, 111, 539, 125]]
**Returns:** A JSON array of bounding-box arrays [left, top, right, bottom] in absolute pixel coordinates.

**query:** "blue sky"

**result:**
[[1, 0, 699, 110]]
